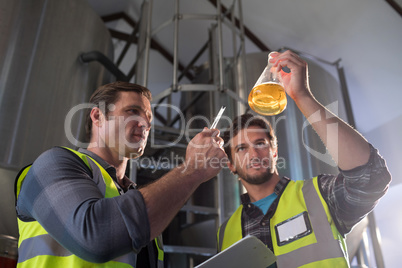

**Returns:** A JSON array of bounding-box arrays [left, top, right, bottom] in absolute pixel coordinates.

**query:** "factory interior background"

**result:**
[[1, 0, 401, 267]]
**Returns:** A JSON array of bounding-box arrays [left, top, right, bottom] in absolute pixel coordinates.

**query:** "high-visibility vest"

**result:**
[[217, 177, 349, 268], [15, 147, 163, 268]]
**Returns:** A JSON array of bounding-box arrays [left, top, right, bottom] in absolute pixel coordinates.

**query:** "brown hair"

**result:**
[[222, 113, 277, 161], [85, 81, 152, 141]]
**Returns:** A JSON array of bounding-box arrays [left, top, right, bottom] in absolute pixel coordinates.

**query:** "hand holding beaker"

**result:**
[[248, 52, 287, 116]]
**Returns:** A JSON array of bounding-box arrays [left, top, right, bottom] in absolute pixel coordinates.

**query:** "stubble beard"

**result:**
[[237, 168, 275, 185], [120, 129, 147, 159]]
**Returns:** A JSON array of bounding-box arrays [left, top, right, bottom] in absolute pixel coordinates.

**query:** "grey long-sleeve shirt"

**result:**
[[16, 147, 150, 263]]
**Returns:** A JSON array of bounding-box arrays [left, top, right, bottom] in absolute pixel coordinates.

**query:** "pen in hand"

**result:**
[[210, 106, 226, 129]]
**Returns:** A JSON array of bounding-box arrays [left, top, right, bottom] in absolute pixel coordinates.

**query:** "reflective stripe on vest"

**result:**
[[155, 235, 164, 267], [217, 205, 243, 252], [217, 177, 349, 268], [16, 147, 163, 267]]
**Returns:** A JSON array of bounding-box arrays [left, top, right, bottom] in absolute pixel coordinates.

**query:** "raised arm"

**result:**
[[271, 50, 370, 170], [139, 128, 227, 240]]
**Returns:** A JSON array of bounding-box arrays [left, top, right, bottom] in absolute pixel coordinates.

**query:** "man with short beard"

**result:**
[[217, 50, 391, 268], [15, 81, 226, 268]]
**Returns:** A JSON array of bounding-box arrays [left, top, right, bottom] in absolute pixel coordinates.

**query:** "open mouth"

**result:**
[[129, 132, 146, 144], [247, 159, 269, 169], [133, 134, 144, 139], [247, 162, 262, 169]]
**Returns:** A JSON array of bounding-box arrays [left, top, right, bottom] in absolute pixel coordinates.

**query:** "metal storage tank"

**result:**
[[0, 0, 114, 239]]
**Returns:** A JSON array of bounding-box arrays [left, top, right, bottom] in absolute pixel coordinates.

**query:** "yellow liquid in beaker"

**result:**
[[248, 82, 287, 116]]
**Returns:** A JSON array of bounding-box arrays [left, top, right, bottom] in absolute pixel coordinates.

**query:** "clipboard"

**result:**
[[195, 235, 277, 268]]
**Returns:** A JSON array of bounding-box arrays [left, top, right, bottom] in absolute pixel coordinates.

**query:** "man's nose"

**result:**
[[138, 117, 151, 130], [248, 147, 259, 158]]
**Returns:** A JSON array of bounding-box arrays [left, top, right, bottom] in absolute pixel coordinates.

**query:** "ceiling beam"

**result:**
[[385, 0, 402, 17], [102, 13, 194, 81], [207, 0, 271, 51]]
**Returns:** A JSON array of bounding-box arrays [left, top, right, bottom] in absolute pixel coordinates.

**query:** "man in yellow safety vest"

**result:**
[[217, 50, 391, 267], [16, 81, 227, 267]]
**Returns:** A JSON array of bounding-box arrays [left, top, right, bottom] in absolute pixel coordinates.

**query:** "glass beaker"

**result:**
[[248, 52, 287, 116]]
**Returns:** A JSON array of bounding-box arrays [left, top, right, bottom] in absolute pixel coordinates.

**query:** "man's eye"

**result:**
[[255, 142, 267, 148], [128, 109, 139, 114], [236, 147, 245, 152]]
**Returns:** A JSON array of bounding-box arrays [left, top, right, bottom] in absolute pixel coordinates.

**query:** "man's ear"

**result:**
[[90, 107, 104, 127], [272, 148, 278, 163], [273, 148, 278, 159]]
